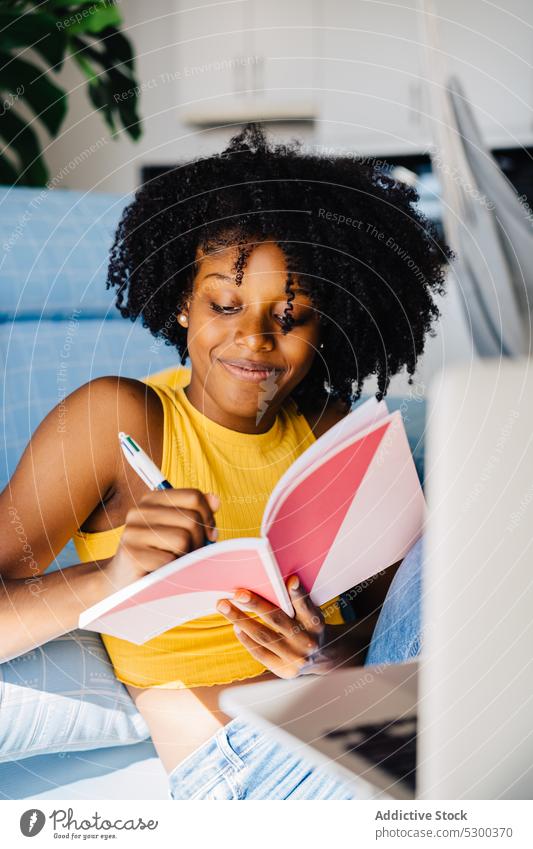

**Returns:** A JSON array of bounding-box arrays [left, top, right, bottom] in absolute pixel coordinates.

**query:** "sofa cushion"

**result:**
[[0, 187, 132, 321], [0, 631, 149, 764]]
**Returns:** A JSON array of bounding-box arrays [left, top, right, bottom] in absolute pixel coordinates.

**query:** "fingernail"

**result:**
[[217, 600, 230, 614], [209, 526, 218, 541], [290, 576, 300, 592], [208, 493, 221, 510], [234, 625, 241, 635], [234, 590, 251, 603]]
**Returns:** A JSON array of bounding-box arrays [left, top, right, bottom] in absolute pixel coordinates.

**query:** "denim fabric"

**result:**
[[168, 716, 359, 800], [0, 631, 150, 762], [168, 536, 424, 800], [364, 535, 424, 666]]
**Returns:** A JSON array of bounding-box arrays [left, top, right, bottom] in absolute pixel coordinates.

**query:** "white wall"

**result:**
[[44, 0, 533, 193], [39, 0, 528, 393]]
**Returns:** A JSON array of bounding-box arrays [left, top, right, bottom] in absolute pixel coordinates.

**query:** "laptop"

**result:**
[[220, 359, 533, 800]]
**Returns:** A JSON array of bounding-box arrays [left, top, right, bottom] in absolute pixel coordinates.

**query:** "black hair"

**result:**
[[106, 123, 452, 412]]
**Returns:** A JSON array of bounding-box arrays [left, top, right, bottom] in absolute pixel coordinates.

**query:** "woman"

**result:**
[[0, 125, 450, 799]]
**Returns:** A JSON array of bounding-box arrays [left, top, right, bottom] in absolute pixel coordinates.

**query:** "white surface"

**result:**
[[221, 661, 418, 800], [419, 358, 533, 799], [32, 757, 169, 801]]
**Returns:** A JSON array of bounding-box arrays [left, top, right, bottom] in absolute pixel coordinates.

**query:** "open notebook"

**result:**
[[79, 397, 425, 644]]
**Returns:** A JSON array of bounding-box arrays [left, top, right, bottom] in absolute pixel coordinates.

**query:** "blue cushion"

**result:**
[[0, 187, 133, 320], [384, 395, 426, 488], [0, 631, 149, 765], [354, 394, 426, 488], [0, 318, 179, 489]]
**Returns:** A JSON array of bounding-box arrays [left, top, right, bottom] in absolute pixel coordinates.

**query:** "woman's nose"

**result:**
[[235, 309, 276, 351], [236, 329, 275, 352]]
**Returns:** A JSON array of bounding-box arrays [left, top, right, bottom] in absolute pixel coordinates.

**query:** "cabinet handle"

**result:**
[[409, 81, 422, 125], [253, 56, 264, 96]]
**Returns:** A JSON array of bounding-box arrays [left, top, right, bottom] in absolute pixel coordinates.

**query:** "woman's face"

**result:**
[[181, 241, 322, 432]]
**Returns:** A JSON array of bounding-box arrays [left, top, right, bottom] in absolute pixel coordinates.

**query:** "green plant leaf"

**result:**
[[69, 44, 99, 85], [0, 10, 67, 70], [0, 0, 142, 183], [99, 27, 135, 73], [65, 3, 122, 36], [0, 52, 67, 136], [107, 66, 141, 140], [87, 77, 118, 135], [0, 108, 48, 186], [70, 34, 142, 140]]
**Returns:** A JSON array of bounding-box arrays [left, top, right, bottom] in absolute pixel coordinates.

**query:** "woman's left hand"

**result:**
[[216, 575, 339, 679]]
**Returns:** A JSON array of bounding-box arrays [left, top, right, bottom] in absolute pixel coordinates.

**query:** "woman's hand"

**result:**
[[216, 575, 344, 679], [104, 488, 220, 591]]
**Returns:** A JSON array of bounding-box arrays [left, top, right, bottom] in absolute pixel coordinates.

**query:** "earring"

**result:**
[[319, 342, 324, 349], [178, 313, 188, 326]]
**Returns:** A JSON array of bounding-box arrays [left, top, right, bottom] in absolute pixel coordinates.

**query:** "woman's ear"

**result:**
[[177, 297, 191, 325]]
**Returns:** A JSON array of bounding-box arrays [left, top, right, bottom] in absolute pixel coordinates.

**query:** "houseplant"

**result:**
[[0, 0, 142, 186]]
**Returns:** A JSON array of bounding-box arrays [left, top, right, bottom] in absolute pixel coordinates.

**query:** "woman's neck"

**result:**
[[183, 379, 282, 434]]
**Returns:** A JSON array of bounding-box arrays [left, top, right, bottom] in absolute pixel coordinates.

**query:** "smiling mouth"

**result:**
[[217, 360, 283, 383]]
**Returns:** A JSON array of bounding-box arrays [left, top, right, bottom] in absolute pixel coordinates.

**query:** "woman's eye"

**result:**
[[276, 315, 305, 326], [209, 302, 240, 314], [209, 302, 307, 325]]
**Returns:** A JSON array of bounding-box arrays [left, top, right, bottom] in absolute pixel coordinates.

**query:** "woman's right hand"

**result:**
[[104, 488, 220, 590]]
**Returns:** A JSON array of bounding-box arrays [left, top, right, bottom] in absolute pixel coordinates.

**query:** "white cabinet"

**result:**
[[316, 0, 430, 155], [176, 0, 246, 118], [175, 0, 532, 154], [177, 0, 319, 127]]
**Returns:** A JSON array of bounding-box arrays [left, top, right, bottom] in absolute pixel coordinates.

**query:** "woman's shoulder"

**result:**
[[73, 374, 166, 534], [142, 364, 191, 390], [82, 374, 165, 433]]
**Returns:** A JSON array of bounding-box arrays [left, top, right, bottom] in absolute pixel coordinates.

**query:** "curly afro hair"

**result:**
[[106, 123, 452, 414]]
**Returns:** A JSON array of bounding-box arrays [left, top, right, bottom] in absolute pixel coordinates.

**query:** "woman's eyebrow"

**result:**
[[202, 272, 233, 282], [201, 271, 310, 296]]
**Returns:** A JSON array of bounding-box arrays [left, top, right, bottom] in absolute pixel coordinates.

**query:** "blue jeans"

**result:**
[[168, 535, 424, 800]]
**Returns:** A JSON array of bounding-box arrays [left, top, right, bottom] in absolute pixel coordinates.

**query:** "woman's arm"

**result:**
[[0, 376, 148, 660], [0, 375, 220, 663], [0, 559, 113, 663]]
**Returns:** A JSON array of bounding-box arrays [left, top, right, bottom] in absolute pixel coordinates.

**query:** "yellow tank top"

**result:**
[[73, 365, 343, 689]]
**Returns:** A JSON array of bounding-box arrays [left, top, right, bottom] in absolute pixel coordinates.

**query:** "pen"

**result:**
[[118, 432, 215, 546]]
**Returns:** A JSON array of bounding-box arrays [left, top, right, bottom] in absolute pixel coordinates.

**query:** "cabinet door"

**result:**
[[317, 0, 429, 154], [249, 0, 317, 108], [177, 0, 249, 116], [429, 0, 533, 148]]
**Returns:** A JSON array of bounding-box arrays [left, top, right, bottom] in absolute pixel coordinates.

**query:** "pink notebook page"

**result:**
[[261, 397, 388, 534], [308, 413, 425, 604], [265, 420, 392, 593], [80, 541, 280, 643]]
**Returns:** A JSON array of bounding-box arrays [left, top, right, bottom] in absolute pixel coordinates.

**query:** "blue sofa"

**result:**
[[0, 186, 426, 799], [0, 187, 177, 799]]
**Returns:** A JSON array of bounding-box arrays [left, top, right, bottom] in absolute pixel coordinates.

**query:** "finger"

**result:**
[[120, 525, 193, 567], [140, 489, 218, 537], [145, 522, 204, 555], [233, 627, 301, 679], [231, 589, 316, 652], [286, 576, 325, 636], [216, 601, 304, 664], [130, 506, 207, 551]]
